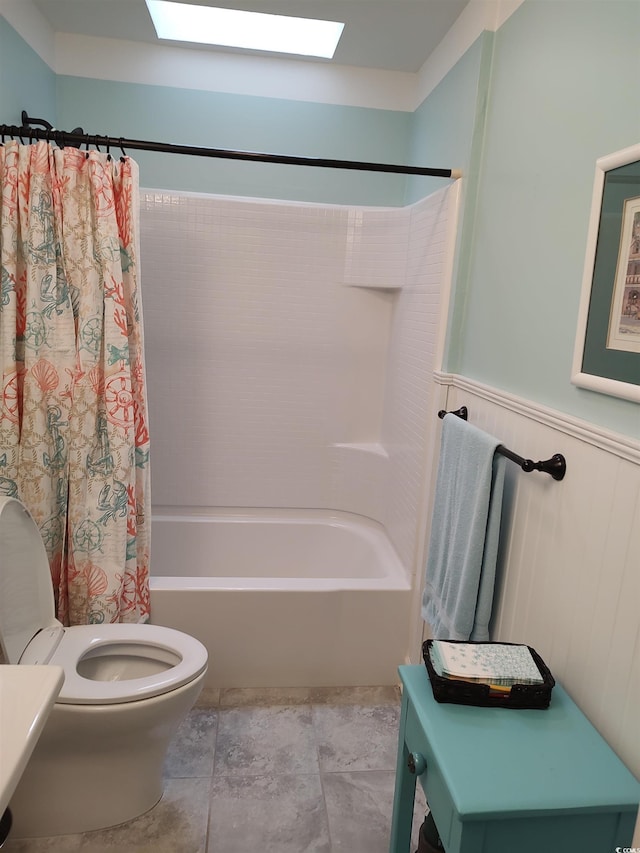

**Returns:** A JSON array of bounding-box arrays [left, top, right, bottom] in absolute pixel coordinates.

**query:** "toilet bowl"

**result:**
[[0, 496, 208, 837]]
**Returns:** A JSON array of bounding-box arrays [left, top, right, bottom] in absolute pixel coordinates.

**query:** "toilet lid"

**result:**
[[0, 497, 58, 664], [49, 624, 208, 704]]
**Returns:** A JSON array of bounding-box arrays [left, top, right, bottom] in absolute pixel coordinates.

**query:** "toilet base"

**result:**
[[9, 672, 204, 837]]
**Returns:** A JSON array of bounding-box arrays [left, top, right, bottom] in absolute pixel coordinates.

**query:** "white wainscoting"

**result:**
[[426, 374, 640, 798]]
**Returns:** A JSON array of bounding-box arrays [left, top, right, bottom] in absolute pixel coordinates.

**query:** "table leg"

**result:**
[[389, 694, 417, 853]]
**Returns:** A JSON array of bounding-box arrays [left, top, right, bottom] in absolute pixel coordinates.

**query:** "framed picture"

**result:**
[[572, 143, 640, 402]]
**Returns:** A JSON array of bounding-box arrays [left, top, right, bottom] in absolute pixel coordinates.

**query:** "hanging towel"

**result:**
[[421, 414, 507, 642]]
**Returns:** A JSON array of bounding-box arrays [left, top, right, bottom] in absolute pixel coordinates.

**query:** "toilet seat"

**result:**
[[48, 624, 208, 705], [0, 496, 208, 706]]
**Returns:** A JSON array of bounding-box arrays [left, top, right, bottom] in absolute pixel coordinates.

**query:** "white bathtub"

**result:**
[[149, 509, 412, 688]]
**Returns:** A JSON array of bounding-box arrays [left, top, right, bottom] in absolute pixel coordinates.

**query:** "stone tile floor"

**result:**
[[4, 686, 427, 853]]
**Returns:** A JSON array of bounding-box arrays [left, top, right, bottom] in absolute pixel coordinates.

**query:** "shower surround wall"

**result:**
[[141, 185, 458, 578]]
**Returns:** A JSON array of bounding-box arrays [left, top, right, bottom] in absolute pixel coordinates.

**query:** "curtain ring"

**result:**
[[119, 138, 127, 161], [106, 137, 111, 161]]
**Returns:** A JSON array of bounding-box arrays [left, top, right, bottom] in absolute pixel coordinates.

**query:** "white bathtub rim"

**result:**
[[152, 506, 386, 527], [149, 576, 410, 591], [150, 572, 410, 591]]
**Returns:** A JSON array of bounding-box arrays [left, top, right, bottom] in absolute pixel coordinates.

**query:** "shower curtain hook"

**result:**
[[119, 138, 127, 161]]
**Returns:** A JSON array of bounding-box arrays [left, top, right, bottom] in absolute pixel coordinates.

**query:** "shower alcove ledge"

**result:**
[[331, 442, 389, 457], [343, 282, 402, 290]]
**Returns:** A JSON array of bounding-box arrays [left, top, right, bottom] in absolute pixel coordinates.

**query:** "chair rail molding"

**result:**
[[434, 371, 640, 465]]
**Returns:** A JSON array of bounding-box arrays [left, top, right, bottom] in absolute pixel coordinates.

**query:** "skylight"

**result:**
[[145, 1, 345, 59]]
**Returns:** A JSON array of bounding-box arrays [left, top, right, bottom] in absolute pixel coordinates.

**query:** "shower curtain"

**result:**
[[0, 140, 150, 625]]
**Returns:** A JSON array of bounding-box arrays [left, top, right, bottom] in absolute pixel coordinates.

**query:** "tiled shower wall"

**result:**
[[140, 186, 457, 574]]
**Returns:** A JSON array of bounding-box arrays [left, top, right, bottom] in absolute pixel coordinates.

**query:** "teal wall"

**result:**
[[55, 77, 411, 206], [405, 32, 492, 205], [447, 0, 640, 436], [0, 16, 55, 126], [406, 31, 495, 372], [1, 18, 411, 206]]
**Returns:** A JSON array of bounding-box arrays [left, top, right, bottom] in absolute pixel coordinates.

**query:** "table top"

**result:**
[[0, 665, 64, 816], [399, 665, 640, 820]]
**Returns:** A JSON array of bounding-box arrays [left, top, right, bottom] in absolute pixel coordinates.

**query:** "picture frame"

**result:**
[[572, 142, 640, 402]]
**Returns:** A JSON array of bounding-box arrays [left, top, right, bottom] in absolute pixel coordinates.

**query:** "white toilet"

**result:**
[[0, 496, 208, 838]]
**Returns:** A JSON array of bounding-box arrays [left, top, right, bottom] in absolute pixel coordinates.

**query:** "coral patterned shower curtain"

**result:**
[[0, 140, 150, 625]]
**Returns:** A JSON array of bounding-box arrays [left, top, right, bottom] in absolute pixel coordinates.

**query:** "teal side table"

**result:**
[[390, 665, 640, 853]]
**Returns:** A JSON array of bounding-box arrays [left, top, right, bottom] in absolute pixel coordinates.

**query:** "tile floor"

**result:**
[[4, 686, 427, 853]]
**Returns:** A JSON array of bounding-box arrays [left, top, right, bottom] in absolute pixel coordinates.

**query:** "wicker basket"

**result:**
[[422, 640, 555, 709]]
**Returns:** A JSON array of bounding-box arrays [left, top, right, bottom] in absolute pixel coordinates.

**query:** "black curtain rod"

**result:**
[[0, 112, 462, 179], [437, 407, 567, 481]]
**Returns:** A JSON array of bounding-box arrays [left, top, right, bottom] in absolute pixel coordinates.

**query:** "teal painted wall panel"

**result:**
[[406, 32, 494, 377], [455, 0, 640, 436], [405, 34, 488, 205], [0, 18, 56, 126], [56, 76, 411, 205]]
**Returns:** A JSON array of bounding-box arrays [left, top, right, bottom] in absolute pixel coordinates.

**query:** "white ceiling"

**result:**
[[30, 0, 470, 73]]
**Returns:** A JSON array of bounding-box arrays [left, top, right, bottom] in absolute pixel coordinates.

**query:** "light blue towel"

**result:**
[[421, 414, 507, 642]]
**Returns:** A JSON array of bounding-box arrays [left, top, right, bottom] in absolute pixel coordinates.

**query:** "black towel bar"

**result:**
[[437, 407, 566, 481], [438, 406, 468, 421]]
